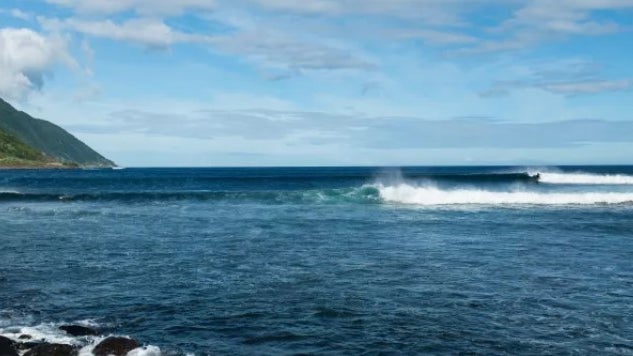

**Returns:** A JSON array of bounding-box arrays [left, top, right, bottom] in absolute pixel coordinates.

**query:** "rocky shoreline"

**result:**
[[0, 325, 149, 356]]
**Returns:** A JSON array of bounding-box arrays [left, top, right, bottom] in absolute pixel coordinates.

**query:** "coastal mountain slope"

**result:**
[[0, 128, 60, 167], [0, 98, 114, 167]]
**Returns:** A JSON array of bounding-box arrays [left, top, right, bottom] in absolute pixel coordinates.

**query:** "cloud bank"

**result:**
[[69, 109, 633, 149]]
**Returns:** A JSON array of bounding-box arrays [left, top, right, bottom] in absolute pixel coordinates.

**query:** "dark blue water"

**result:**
[[1, 166, 633, 355]]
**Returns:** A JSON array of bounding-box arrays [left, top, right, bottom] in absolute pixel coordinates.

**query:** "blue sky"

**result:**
[[1, 0, 632, 166]]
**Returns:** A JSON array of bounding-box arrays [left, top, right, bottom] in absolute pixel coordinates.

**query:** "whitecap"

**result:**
[[537, 172, 633, 185], [376, 183, 633, 206]]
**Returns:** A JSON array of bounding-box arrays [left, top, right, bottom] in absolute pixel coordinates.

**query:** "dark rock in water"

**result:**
[[0, 336, 14, 345], [18, 334, 32, 340], [93, 337, 139, 356], [23, 343, 78, 356], [0, 335, 18, 356], [15, 341, 44, 350], [59, 325, 98, 336]]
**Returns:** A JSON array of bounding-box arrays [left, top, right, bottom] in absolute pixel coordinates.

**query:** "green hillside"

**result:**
[[0, 98, 114, 167], [0, 129, 65, 167]]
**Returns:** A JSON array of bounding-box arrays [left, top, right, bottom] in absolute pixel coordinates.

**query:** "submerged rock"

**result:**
[[0, 335, 18, 356], [59, 325, 98, 336], [23, 343, 78, 356], [93, 337, 139, 356], [18, 334, 32, 340]]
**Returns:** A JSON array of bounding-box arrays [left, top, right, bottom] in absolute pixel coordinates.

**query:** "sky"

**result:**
[[1, 0, 633, 167]]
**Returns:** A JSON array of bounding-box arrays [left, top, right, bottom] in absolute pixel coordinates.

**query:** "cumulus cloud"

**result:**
[[0, 28, 75, 100], [7, 0, 632, 102]]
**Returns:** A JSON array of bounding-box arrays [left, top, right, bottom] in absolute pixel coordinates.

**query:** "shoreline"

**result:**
[[0, 164, 115, 170], [0, 324, 157, 356]]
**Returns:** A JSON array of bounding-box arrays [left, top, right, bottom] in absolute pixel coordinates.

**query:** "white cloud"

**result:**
[[447, 0, 633, 55], [480, 60, 633, 96], [245, 0, 484, 25], [10, 9, 32, 20], [39, 16, 374, 72], [504, 0, 629, 35], [0, 28, 76, 100], [44, 0, 216, 16], [391, 29, 478, 44], [210, 31, 375, 72], [0, 8, 32, 20], [247, 0, 340, 14], [40, 17, 195, 49], [540, 79, 633, 94], [67, 107, 633, 150]]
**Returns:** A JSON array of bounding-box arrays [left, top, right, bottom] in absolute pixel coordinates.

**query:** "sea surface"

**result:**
[[1, 166, 633, 355]]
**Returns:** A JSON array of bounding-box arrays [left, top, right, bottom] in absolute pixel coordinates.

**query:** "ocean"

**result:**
[[1, 166, 632, 355]]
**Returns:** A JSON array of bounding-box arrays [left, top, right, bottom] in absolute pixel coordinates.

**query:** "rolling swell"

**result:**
[[3, 166, 633, 355], [1, 171, 540, 187], [4, 184, 633, 206], [3, 170, 633, 207], [0, 187, 382, 204], [404, 172, 539, 183]]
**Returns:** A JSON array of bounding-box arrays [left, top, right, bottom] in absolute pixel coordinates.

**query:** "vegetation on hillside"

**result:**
[[0, 129, 78, 168], [0, 98, 113, 168]]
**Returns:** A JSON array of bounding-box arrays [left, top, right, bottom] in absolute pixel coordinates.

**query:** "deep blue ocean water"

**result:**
[[1, 166, 633, 355]]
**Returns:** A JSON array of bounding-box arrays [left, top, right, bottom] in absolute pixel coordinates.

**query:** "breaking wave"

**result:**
[[3, 170, 633, 207], [377, 184, 633, 206], [2, 185, 633, 207], [536, 172, 633, 185]]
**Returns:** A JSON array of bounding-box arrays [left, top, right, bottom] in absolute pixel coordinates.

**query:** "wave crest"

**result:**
[[377, 183, 633, 206], [537, 172, 633, 185]]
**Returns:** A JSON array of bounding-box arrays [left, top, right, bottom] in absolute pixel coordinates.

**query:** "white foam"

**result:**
[[0, 319, 161, 356], [127, 345, 162, 356], [78, 337, 161, 356], [0, 323, 79, 345], [377, 184, 633, 206], [78, 336, 107, 356], [537, 172, 633, 185]]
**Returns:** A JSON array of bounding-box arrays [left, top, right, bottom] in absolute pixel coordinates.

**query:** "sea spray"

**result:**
[[376, 183, 633, 205], [537, 172, 633, 185]]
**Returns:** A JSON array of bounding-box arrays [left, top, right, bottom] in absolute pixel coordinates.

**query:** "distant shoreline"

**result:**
[[0, 163, 114, 170]]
